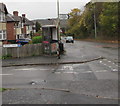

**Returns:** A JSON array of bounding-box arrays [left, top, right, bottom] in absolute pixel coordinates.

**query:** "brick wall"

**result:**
[[23, 26, 27, 38], [6, 22, 16, 41]]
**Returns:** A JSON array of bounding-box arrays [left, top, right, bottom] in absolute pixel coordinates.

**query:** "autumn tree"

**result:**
[[99, 2, 118, 39], [67, 8, 81, 37], [66, 2, 118, 40]]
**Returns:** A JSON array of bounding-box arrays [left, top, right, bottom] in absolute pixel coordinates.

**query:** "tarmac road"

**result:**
[[61, 40, 118, 62], [2, 40, 119, 104]]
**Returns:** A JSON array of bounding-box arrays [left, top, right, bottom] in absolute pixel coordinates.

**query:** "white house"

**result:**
[[0, 3, 8, 41]]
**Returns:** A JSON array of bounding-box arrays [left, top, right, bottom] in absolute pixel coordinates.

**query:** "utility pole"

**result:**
[[94, 3, 97, 39], [57, 0, 60, 41]]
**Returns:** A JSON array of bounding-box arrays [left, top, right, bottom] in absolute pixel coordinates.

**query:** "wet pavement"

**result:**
[[2, 40, 118, 66], [2, 40, 119, 104]]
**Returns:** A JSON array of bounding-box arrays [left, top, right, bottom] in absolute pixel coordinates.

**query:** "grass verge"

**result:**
[[0, 88, 7, 92]]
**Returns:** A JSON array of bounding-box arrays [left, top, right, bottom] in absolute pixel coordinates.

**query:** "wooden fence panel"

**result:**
[[2, 44, 42, 58]]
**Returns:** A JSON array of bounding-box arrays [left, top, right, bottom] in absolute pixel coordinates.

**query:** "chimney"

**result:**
[[13, 11, 18, 16], [22, 14, 26, 17]]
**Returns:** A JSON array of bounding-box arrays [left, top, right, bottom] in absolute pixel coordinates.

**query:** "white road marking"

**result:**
[[55, 70, 110, 74], [0, 74, 13, 76], [55, 72, 61, 74], [14, 68, 52, 71], [55, 71, 77, 74], [82, 71, 92, 73], [99, 59, 118, 71], [15, 68, 37, 71], [112, 69, 118, 72], [62, 66, 73, 71], [64, 72, 77, 74], [108, 66, 112, 68], [95, 70, 108, 73]]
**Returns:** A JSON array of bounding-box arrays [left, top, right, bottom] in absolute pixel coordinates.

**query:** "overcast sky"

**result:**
[[2, 0, 91, 20]]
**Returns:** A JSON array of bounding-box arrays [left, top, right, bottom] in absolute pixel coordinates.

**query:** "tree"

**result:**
[[69, 8, 81, 17], [67, 8, 81, 37], [66, 2, 118, 40], [82, 2, 104, 38], [35, 21, 41, 32], [99, 2, 118, 39], [68, 8, 81, 26]]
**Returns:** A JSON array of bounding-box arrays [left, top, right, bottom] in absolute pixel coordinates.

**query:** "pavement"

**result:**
[[2, 53, 104, 67], [2, 40, 118, 67]]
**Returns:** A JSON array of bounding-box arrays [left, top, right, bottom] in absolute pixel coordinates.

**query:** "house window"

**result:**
[[0, 12, 5, 22], [3, 14, 5, 21], [0, 30, 6, 40], [15, 22, 21, 28], [16, 35, 19, 39], [28, 26, 29, 30], [18, 22, 22, 28], [0, 31, 2, 39], [3, 31, 6, 39]]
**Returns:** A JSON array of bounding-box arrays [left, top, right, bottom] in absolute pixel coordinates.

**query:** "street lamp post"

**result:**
[[57, 0, 60, 41], [93, 3, 97, 39]]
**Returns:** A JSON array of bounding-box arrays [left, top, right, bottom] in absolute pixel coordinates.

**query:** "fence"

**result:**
[[2, 43, 43, 58]]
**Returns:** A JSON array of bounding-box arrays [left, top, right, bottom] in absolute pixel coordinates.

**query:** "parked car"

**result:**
[[16, 38, 31, 45], [66, 36, 74, 43]]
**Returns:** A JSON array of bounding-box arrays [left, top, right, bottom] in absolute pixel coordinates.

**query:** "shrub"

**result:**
[[2, 54, 12, 59], [32, 36, 42, 44]]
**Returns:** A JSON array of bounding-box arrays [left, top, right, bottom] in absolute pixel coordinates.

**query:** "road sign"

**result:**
[[59, 14, 69, 19], [3, 44, 22, 48]]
